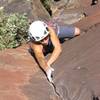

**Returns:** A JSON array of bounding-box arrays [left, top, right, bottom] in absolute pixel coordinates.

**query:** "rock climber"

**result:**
[[28, 20, 80, 83]]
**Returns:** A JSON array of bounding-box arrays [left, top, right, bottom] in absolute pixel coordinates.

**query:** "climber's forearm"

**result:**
[[47, 46, 62, 66], [35, 52, 49, 71]]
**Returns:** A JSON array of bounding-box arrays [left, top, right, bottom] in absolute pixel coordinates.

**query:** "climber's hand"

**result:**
[[46, 67, 54, 83]]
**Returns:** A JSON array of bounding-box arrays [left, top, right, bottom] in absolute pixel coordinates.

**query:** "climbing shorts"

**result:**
[[57, 25, 75, 38]]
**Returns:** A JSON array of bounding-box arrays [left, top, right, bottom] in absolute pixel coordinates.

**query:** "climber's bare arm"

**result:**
[[30, 42, 48, 71], [47, 26, 62, 66]]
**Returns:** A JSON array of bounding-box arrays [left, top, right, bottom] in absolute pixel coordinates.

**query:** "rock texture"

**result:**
[[0, 0, 50, 21], [0, 0, 100, 100]]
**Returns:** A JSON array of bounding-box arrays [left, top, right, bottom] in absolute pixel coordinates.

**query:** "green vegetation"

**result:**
[[40, 0, 52, 16], [0, 10, 29, 50]]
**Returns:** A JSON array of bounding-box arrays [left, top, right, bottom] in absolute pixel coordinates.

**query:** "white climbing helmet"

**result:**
[[28, 20, 49, 42]]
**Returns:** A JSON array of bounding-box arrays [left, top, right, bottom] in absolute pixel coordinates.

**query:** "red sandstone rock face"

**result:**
[[0, 0, 100, 100], [0, 45, 40, 100]]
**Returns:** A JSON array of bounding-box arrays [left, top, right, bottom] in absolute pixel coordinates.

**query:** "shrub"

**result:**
[[0, 10, 29, 50]]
